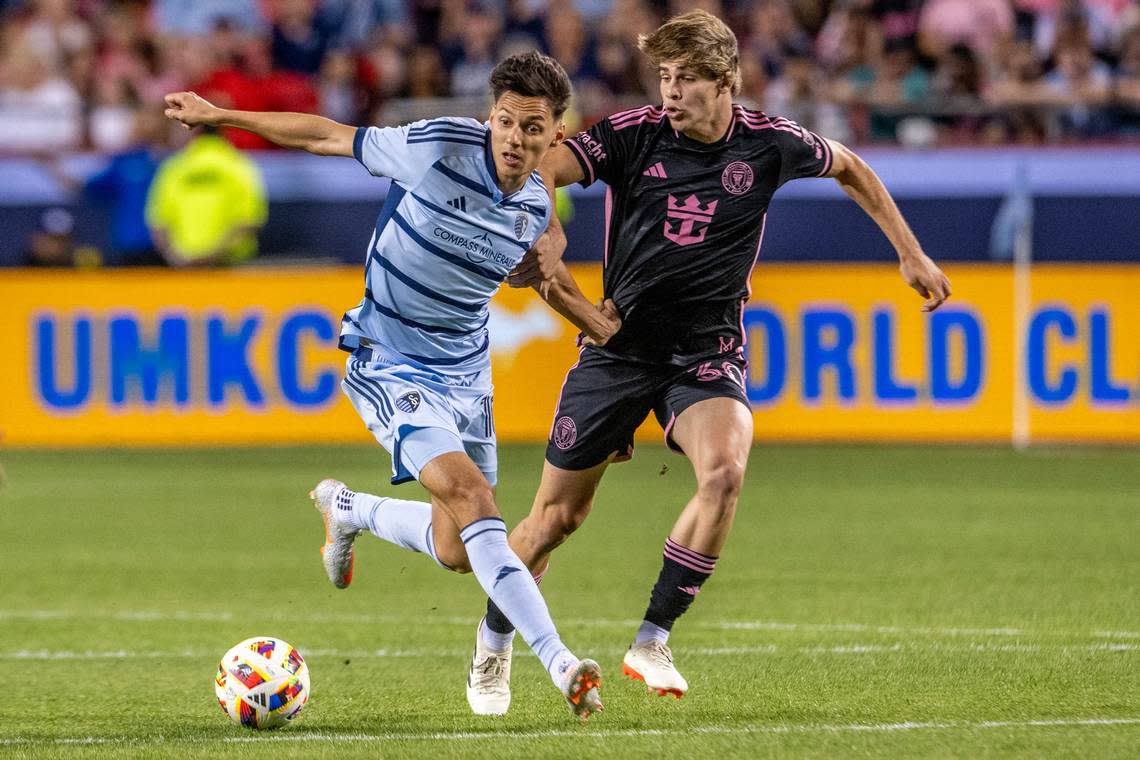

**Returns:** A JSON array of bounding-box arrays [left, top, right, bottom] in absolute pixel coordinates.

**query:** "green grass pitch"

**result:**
[[0, 444, 1137, 758]]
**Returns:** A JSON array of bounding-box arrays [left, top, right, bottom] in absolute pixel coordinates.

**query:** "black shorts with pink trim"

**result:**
[[545, 346, 749, 470]]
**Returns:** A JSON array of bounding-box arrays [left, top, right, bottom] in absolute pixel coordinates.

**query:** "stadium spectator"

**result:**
[[1045, 35, 1114, 137], [321, 0, 409, 50], [19, 0, 93, 72], [543, 5, 601, 87], [1017, 0, 1135, 60], [88, 76, 138, 152], [0, 43, 82, 152], [191, 35, 320, 149], [929, 43, 989, 142], [744, 0, 813, 78], [764, 52, 829, 132], [144, 126, 267, 267], [986, 36, 1050, 143], [402, 43, 450, 98], [502, 0, 546, 52], [595, 28, 644, 96], [917, 0, 1015, 57], [1115, 25, 1140, 133], [271, 0, 335, 76], [365, 36, 405, 102], [93, 2, 149, 88], [151, 0, 265, 37], [23, 206, 78, 266], [317, 48, 370, 124], [864, 37, 931, 141], [80, 103, 169, 265], [872, 0, 924, 46], [443, 4, 502, 97]]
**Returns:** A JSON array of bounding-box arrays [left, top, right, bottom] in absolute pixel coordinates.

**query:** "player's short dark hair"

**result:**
[[489, 51, 572, 118]]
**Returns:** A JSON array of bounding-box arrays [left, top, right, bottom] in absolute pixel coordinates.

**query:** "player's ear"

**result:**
[[551, 121, 566, 146]]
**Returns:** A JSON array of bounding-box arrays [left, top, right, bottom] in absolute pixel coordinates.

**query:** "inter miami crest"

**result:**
[[553, 416, 577, 449], [721, 161, 754, 195], [395, 390, 422, 413], [514, 213, 528, 240]]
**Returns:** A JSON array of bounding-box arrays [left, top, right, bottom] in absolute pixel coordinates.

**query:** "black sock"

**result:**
[[485, 599, 514, 634], [484, 567, 546, 635], [643, 538, 717, 630]]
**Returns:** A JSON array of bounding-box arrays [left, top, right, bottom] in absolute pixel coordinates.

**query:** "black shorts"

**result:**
[[545, 347, 749, 470]]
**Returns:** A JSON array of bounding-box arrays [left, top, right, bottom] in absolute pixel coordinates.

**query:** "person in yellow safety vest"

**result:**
[[145, 126, 267, 267]]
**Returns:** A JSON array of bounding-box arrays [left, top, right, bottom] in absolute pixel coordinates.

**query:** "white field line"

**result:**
[[1, 717, 1138, 746], [2, 609, 1138, 640], [3, 642, 1136, 661]]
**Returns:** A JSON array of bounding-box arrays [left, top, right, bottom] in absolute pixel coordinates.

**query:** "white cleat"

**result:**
[[310, 479, 359, 589], [561, 658, 604, 721], [622, 640, 688, 698], [466, 619, 512, 716]]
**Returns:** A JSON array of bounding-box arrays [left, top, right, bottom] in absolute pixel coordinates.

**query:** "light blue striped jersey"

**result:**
[[340, 117, 553, 374]]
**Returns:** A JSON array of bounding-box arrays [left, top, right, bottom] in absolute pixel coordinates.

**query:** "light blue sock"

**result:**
[[460, 517, 577, 687], [336, 487, 447, 569]]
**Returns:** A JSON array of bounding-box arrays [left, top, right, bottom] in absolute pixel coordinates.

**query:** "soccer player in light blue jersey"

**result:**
[[163, 52, 618, 720]]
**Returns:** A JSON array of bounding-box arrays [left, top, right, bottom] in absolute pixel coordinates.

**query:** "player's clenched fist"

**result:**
[[582, 299, 621, 347], [163, 91, 221, 129]]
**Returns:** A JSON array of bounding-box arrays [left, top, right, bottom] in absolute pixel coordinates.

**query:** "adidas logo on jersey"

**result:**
[[447, 196, 467, 212], [643, 162, 667, 178]]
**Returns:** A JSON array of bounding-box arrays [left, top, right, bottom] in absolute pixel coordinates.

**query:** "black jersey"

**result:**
[[565, 103, 833, 366]]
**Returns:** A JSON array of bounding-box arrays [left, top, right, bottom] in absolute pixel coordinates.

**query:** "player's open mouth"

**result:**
[[501, 152, 522, 168], [665, 107, 683, 119]]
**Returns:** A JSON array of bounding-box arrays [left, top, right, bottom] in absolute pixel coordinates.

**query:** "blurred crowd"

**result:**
[[2, 0, 1140, 157]]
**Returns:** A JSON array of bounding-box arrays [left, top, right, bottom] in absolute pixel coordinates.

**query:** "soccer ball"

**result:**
[[214, 636, 310, 730]]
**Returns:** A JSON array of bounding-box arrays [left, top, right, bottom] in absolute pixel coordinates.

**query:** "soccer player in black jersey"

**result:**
[[465, 10, 952, 713]]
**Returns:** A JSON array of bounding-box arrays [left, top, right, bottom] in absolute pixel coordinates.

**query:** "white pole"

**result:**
[[1011, 163, 1033, 452]]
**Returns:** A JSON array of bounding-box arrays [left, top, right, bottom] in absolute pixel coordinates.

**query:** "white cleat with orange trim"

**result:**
[[310, 479, 359, 589], [622, 640, 688, 698], [561, 658, 604, 721]]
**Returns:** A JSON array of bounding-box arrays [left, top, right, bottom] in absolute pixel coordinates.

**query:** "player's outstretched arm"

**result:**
[[163, 91, 356, 157], [534, 261, 621, 346], [824, 138, 952, 312]]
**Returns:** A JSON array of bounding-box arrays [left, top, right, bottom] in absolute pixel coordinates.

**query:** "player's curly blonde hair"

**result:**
[[637, 9, 741, 96]]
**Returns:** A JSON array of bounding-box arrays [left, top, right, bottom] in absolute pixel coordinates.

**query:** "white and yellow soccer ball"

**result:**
[[215, 636, 310, 729]]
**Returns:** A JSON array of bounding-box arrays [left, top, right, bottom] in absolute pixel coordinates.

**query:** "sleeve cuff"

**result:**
[[353, 126, 367, 166], [564, 138, 596, 187], [816, 133, 833, 177]]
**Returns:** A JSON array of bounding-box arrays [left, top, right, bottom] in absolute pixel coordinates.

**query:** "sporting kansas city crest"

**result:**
[[514, 213, 529, 240], [395, 391, 422, 413]]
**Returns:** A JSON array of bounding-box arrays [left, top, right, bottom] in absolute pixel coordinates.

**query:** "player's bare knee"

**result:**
[[697, 459, 745, 512], [436, 478, 498, 522], [536, 498, 591, 548]]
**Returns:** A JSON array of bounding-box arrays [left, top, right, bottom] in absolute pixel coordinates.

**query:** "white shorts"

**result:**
[[341, 347, 497, 486]]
